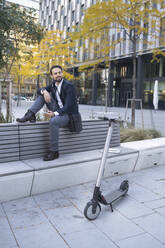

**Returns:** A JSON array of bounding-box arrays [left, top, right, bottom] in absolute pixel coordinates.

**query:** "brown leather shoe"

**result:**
[[16, 110, 36, 123], [43, 151, 59, 161]]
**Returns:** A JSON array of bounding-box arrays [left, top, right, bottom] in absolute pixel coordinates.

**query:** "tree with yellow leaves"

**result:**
[[21, 30, 77, 85], [72, 0, 165, 126]]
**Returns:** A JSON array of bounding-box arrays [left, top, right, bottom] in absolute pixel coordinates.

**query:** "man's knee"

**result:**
[[49, 116, 60, 126]]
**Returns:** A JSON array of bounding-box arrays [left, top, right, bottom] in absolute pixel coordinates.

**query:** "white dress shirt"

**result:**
[[54, 80, 63, 115]]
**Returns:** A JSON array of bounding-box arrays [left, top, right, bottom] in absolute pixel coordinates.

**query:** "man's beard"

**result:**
[[55, 77, 62, 82]]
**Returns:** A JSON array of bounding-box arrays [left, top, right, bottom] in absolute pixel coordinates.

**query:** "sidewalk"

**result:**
[[1, 164, 165, 248], [1, 102, 165, 247]]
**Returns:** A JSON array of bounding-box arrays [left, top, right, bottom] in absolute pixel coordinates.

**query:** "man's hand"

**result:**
[[43, 90, 51, 103], [44, 111, 55, 118]]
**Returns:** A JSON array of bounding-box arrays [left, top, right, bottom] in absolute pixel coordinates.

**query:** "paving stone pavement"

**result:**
[[1, 165, 165, 248]]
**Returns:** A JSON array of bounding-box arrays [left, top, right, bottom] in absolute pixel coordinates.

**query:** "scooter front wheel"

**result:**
[[84, 201, 101, 221]]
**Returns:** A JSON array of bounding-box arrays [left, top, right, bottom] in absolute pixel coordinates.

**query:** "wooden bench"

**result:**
[[0, 120, 120, 163]]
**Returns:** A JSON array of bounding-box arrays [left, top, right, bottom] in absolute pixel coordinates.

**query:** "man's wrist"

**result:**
[[41, 89, 47, 95]]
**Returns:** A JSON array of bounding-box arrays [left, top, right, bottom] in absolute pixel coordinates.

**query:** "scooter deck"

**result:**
[[104, 188, 127, 204]]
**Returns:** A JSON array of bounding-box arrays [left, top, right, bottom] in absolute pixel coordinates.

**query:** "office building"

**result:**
[[39, 0, 165, 109], [7, 0, 39, 10]]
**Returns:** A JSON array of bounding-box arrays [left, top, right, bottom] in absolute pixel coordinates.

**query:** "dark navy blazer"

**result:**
[[38, 79, 78, 116]]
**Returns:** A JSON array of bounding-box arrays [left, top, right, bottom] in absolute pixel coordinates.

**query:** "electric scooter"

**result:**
[[84, 112, 129, 220]]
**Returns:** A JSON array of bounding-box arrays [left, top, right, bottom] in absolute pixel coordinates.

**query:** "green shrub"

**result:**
[[120, 127, 161, 143], [0, 113, 7, 123]]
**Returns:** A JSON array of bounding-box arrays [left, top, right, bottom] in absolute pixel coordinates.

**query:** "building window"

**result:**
[[81, 4, 84, 17], [54, 11, 57, 20], [51, 1, 54, 11], [64, 16, 67, 26], [46, 6, 49, 15], [72, 11, 75, 22], [68, 0, 71, 10], [160, 17, 165, 47], [41, 11, 44, 19], [144, 61, 159, 78], [152, 0, 157, 8], [48, 15, 51, 25], [143, 22, 148, 49], [120, 66, 127, 78], [61, 6, 64, 15]]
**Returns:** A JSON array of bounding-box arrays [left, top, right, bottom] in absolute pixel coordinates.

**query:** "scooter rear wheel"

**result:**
[[120, 180, 129, 192], [84, 201, 101, 221]]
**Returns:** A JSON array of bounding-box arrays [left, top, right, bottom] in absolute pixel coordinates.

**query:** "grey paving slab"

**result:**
[[114, 195, 154, 219], [33, 190, 72, 210], [151, 185, 165, 197], [3, 197, 38, 213], [144, 198, 165, 209], [60, 184, 92, 201], [13, 222, 68, 248], [0, 216, 18, 248], [134, 213, 165, 243], [0, 203, 5, 217], [45, 205, 95, 235], [70, 199, 89, 213], [3, 197, 48, 229], [130, 168, 165, 191], [64, 228, 118, 248], [128, 182, 161, 203], [94, 208, 144, 241], [116, 233, 165, 248], [155, 206, 165, 217]]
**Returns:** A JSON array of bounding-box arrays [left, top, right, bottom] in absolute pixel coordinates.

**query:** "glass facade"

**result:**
[[74, 56, 165, 109], [143, 57, 165, 109]]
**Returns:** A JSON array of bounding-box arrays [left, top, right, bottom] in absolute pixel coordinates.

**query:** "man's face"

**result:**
[[51, 68, 63, 83]]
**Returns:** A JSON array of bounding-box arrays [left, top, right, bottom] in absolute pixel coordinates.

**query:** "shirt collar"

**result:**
[[53, 79, 63, 93]]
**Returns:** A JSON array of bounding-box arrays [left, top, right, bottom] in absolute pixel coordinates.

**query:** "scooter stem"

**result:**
[[96, 120, 115, 187]]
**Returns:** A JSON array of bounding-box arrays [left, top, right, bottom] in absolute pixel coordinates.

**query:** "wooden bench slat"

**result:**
[[19, 129, 108, 139], [0, 135, 19, 141], [18, 123, 110, 133], [0, 149, 19, 158], [0, 156, 20, 163]]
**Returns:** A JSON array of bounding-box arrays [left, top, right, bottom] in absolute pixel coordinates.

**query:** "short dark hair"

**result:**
[[50, 65, 63, 75]]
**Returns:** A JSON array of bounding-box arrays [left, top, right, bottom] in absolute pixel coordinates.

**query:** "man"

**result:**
[[16, 65, 78, 161]]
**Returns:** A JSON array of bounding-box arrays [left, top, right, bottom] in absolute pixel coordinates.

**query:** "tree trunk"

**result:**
[[37, 74, 40, 91], [6, 80, 12, 122], [131, 40, 137, 127], [0, 81, 2, 115], [17, 75, 21, 107]]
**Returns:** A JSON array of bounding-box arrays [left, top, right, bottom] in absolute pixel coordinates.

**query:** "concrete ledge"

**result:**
[[1, 137, 165, 202], [30, 149, 138, 195], [121, 137, 165, 171], [0, 147, 137, 201], [0, 161, 33, 202]]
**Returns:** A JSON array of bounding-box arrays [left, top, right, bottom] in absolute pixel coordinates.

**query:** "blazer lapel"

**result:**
[[60, 80, 65, 99]]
